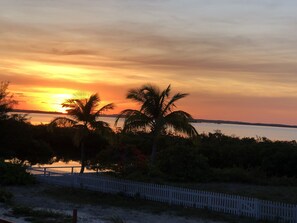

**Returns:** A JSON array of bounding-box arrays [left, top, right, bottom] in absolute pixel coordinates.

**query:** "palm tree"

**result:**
[[49, 93, 114, 173], [116, 84, 198, 164]]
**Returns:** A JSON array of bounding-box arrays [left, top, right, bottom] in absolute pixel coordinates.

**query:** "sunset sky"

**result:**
[[1, 1, 297, 124]]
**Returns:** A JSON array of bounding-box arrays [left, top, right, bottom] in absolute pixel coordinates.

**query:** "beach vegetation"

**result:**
[[12, 206, 71, 223], [0, 160, 35, 185], [116, 84, 198, 165], [48, 93, 114, 173], [2, 81, 297, 187], [0, 81, 17, 120], [0, 118, 54, 165]]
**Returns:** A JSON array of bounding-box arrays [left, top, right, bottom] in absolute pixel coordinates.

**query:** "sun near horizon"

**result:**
[[2, 1, 297, 125]]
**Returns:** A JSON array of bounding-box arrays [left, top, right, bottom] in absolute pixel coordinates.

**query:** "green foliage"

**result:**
[[158, 145, 210, 181], [12, 206, 71, 223], [0, 118, 54, 165], [44, 126, 78, 161], [0, 161, 35, 185], [0, 187, 13, 203], [211, 168, 261, 184], [103, 131, 297, 185], [84, 132, 110, 159], [96, 144, 149, 175], [117, 84, 197, 163], [198, 132, 297, 179], [48, 93, 114, 173]]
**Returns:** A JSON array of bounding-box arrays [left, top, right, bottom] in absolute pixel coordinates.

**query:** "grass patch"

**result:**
[[11, 206, 72, 223], [44, 186, 171, 214], [108, 215, 127, 223], [0, 187, 13, 203], [43, 186, 270, 223], [172, 182, 297, 204]]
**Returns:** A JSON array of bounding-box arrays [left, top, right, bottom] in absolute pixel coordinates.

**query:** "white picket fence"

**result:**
[[28, 166, 297, 222]]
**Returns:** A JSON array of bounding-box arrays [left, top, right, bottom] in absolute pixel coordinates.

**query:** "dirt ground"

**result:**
[[0, 183, 227, 223]]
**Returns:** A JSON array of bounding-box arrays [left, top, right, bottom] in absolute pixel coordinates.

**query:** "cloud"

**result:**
[[1, 0, 297, 123]]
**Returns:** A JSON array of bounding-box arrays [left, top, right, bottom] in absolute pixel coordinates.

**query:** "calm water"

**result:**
[[14, 112, 297, 141]]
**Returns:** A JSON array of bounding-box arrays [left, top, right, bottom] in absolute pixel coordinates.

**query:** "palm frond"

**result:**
[[115, 109, 137, 126], [62, 98, 84, 121], [141, 84, 160, 96], [120, 84, 195, 137], [127, 88, 146, 103], [139, 85, 162, 118], [159, 84, 171, 112], [48, 117, 77, 131], [84, 93, 100, 115], [162, 92, 188, 115], [164, 110, 198, 137], [90, 120, 113, 135], [116, 109, 151, 132], [123, 118, 151, 133], [95, 103, 115, 115]]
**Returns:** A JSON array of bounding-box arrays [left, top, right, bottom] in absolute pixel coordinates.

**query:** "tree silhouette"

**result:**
[[49, 93, 114, 173], [116, 84, 197, 164], [0, 81, 17, 120]]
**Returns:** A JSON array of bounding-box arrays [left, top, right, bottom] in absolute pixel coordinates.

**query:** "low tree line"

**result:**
[[1, 81, 297, 185]]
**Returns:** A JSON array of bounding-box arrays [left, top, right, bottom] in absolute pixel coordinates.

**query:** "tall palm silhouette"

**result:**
[[50, 93, 114, 173], [116, 84, 197, 164]]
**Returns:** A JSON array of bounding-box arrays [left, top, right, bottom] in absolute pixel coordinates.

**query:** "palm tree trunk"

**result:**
[[80, 141, 85, 174], [150, 137, 158, 166]]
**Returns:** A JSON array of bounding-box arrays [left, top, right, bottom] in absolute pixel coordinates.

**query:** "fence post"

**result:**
[[293, 206, 297, 223], [237, 197, 242, 216], [72, 209, 77, 223], [254, 198, 261, 220], [43, 168, 46, 176], [169, 189, 173, 205], [71, 167, 74, 175]]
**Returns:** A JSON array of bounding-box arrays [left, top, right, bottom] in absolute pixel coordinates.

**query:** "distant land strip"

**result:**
[[12, 109, 297, 129], [192, 119, 297, 129]]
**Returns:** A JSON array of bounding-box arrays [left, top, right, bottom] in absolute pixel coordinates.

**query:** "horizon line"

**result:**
[[11, 109, 297, 129]]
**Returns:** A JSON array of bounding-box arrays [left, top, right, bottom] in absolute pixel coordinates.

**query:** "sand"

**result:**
[[0, 184, 226, 223]]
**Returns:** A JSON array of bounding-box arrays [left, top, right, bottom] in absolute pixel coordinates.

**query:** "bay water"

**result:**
[[14, 112, 297, 141]]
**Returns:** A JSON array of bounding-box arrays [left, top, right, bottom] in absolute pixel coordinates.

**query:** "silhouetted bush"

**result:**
[[158, 145, 210, 181], [0, 118, 54, 165], [0, 161, 35, 185], [211, 168, 260, 184]]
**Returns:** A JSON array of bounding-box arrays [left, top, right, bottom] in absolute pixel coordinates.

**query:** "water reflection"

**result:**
[[11, 112, 297, 141]]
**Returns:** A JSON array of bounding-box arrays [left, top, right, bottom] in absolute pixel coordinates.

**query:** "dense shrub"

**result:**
[[0, 161, 35, 185], [95, 144, 149, 175], [158, 145, 210, 181], [211, 168, 261, 184], [198, 133, 297, 178], [97, 132, 297, 184], [0, 119, 54, 164]]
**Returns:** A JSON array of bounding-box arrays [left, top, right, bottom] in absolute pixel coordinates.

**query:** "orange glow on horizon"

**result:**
[[51, 93, 73, 113]]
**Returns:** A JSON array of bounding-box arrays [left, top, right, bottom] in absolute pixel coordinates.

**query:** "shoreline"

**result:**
[[12, 109, 297, 129]]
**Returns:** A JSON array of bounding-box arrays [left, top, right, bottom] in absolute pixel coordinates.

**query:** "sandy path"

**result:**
[[0, 184, 227, 223]]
